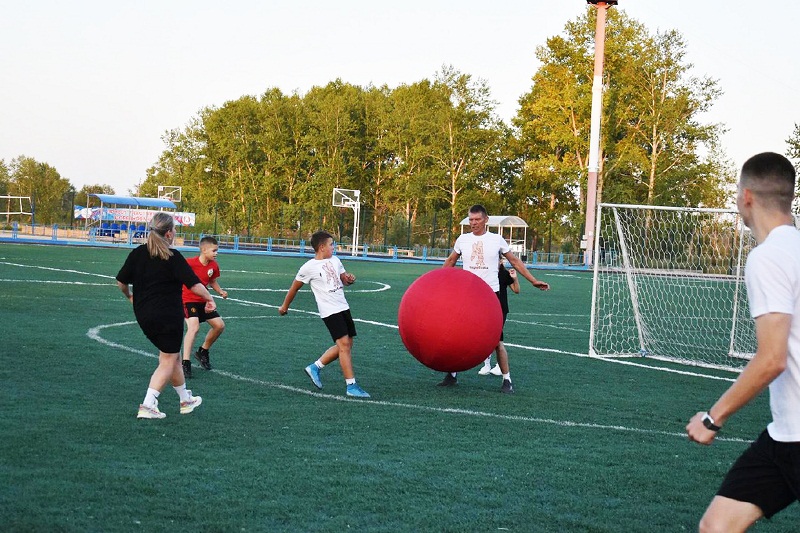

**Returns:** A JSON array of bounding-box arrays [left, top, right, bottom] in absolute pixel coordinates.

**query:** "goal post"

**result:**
[[589, 203, 756, 372], [0, 195, 33, 216]]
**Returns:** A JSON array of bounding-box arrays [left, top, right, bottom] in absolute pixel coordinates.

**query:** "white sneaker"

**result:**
[[490, 364, 502, 376], [137, 400, 166, 419], [477, 365, 492, 375], [180, 393, 203, 414]]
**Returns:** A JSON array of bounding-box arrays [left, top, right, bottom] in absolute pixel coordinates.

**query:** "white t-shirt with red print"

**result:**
[[453, 231, 510, 292], [296, 255, 350, 318]]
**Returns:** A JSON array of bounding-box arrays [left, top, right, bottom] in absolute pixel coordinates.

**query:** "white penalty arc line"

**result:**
[[86, 321, 749, 444]]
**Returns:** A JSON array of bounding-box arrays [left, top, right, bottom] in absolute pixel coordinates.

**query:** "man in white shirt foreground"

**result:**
[[686, 152, 800, 531]]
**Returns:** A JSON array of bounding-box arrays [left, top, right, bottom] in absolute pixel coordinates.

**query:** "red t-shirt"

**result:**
[[181, 256, 220, 303]]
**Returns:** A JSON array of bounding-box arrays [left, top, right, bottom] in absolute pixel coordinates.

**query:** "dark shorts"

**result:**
[[495, 291, 507, 342], [717, 430, 800, 518], [137, 316, 184, 354], [184, 301, 221, 323], [322, 309, 357, 342]]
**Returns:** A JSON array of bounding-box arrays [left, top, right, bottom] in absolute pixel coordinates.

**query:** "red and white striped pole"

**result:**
[[584, 0, 616, 266]]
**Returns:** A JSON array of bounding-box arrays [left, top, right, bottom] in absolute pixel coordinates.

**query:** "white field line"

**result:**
[[0, 260, 116, 279], [2, 259, 735, 385], [86, 320, 749, 444]]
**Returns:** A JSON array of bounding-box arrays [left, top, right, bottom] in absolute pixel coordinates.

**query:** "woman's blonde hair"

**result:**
[[146, 212, 175, 260]]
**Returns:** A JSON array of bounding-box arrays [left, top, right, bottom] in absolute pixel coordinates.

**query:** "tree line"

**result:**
[[4, 9, 798, 250]]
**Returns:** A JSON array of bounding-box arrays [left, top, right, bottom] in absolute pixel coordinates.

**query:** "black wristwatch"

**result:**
[[702, 412, 721, 432]]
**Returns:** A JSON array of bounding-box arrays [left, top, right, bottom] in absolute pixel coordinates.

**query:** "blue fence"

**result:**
[[0, 223, 589, 270]]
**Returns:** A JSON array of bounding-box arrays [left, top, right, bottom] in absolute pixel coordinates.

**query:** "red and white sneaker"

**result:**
[[137, 401, 166, 419], [180, 393, 203, 415]]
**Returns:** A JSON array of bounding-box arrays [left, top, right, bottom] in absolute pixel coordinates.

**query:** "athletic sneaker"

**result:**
[[137, 401, 166, 419], [437, 373, 458, 387], [490, 364, 502, 376], [477, 365, 492, 375], [182, 359, 192, 379], [346, 383, 370, 398], [305, 364, 323, 389], [180, 393, 203, 414], [500, 379, 514, 394], [195, 347, 212, 370]]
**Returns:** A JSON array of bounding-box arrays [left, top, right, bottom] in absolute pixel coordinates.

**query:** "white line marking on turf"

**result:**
[[0, 278, 113, 286], [224, 280, 391, 293], [226, 296, 735, 381], [504, 343, 737, 382], [3, 259, 729, 384], [86, 320, 748, 444], [0, 261, 116, 279]]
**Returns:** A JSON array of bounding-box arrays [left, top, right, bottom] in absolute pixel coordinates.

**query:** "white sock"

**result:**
[[502, 373, 511, 382], [345, 378, 356, 385], [315, 360, 325, 369], [483, 357, 492, 367], [143, 388, 160, 408], [173, 384, 192, 402]]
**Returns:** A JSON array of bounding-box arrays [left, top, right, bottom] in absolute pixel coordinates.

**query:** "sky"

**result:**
[[1, 0, 799, 196]]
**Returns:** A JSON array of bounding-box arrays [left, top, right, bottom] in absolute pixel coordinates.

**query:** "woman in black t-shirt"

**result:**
[[116, 212, 216, 419]]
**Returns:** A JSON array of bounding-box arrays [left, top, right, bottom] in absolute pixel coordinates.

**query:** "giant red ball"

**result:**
[[398, 268, 503, 372]]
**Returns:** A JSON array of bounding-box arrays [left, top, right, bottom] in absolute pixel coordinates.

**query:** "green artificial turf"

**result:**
[[1, 243, 797, 532]]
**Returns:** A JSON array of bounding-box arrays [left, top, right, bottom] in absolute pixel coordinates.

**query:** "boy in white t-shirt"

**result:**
[[278, 231, 370, 398]]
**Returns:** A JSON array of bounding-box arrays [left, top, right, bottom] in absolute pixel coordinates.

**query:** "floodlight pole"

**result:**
[[584, 0, 616, 267]]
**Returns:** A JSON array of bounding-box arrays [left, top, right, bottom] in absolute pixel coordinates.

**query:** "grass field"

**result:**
[[1, 242, 797, 532]]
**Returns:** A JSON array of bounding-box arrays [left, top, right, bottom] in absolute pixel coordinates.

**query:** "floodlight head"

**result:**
[[587, 0, 617, 5]]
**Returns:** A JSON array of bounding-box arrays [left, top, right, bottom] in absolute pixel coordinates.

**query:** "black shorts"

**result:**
[[717, 430, 800, 518], [137, 316, 184, 354], [495, 291, 507, 342], [184, 301, 221, 323], [322, 309, 357, 342]]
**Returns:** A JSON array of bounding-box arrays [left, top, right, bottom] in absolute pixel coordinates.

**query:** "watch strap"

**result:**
[[702, 412, 721, 431]]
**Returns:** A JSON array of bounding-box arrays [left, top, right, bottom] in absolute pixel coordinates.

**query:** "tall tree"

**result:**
[[77, 184, 115, 207], [786, 123, 800, 191], [9, 156, 72, 225], [515, 9, 733, 245], [430, 66, 506, 227], [0, 160, 10, 196]]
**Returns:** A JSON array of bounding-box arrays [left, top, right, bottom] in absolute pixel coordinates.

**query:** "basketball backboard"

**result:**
[[332, 188, 360, 208], [158, 185, 182, 203]]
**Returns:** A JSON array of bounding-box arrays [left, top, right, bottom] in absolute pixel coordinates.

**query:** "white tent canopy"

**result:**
[[459, 215, 529, 257]]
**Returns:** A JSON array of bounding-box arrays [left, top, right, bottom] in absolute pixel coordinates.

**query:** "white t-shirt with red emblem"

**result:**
[[453, 231, 510, 292], [296, 256, 350, 318]]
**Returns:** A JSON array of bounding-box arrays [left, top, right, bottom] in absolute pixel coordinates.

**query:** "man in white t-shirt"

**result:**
[[438, 204, 550, 393], [278, 231, 370, 398], [686, 152, 800, 529]]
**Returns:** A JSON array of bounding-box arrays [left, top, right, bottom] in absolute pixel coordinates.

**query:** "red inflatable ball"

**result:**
[[398, 268, 503, 372]]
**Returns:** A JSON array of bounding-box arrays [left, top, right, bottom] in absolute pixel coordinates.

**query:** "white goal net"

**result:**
[[589, 203, 757, 372]]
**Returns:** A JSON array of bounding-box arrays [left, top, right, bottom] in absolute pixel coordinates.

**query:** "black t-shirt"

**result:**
[[497, 267, 513, 315], [116, 245, 201, 322]]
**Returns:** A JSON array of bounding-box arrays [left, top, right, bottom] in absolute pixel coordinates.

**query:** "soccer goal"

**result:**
[[589, 203, 757, 372]]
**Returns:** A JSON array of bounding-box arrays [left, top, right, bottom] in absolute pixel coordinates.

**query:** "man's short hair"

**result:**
[[200, 236, 218, 247], [741, 152, 796, 211], [311, 231, 334, 252], [469, 204, 488, 217]]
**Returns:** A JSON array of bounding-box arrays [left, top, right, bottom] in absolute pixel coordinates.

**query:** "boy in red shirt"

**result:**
[[182, 236, 228, 377]]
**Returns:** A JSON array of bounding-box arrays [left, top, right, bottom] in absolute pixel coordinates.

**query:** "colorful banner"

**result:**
[[74, 207, 196, 227]]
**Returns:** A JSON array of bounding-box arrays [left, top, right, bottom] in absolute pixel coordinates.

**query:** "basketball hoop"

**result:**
[[158, 185, 182, 203], [332, 188, 361, 256]]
